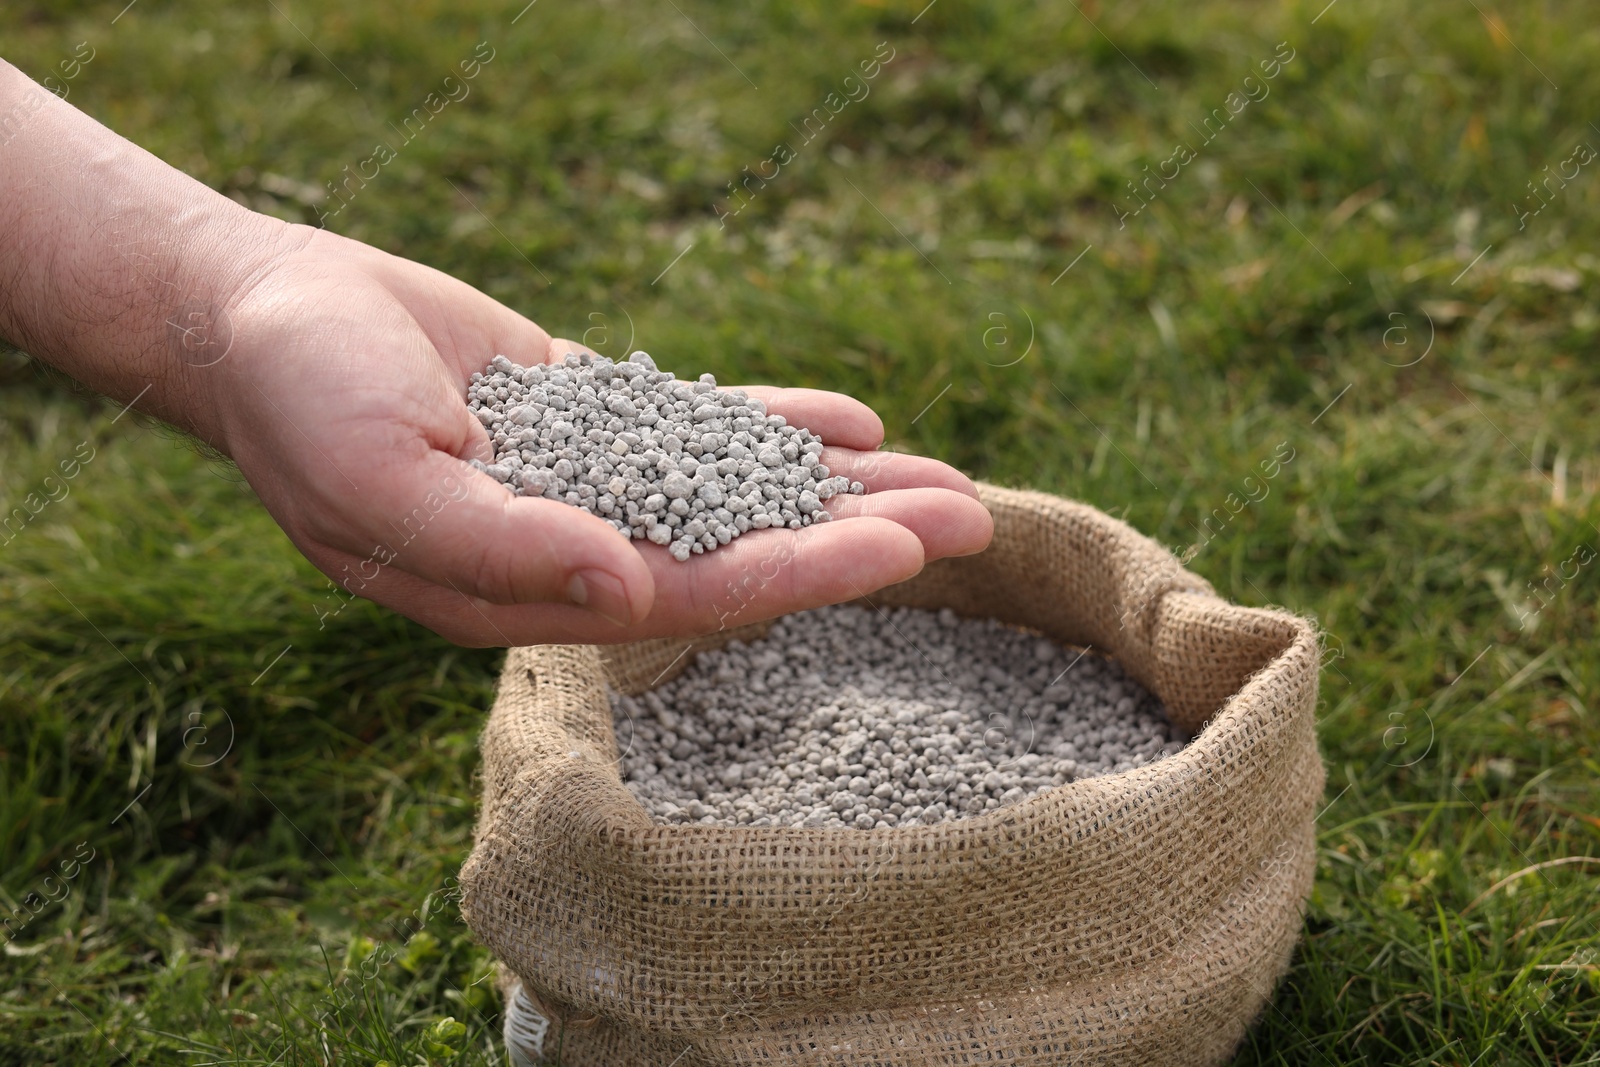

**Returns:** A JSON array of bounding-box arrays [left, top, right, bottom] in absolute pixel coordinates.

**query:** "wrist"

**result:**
[[153, 214, 319, 451], [0, 58, 309, 449]]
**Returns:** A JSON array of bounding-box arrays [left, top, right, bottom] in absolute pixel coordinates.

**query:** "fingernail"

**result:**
[[567, 569, 633, 627]]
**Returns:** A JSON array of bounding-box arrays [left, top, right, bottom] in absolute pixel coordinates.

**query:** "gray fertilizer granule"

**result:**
[[466, 351, 864, 561], [612, 604, 1187, 829]]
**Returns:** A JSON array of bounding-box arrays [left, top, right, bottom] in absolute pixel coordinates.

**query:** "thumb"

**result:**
[[350, 444, 656, 627]]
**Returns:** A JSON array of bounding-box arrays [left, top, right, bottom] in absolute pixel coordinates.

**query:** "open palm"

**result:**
[[210, 227, 993, 646]]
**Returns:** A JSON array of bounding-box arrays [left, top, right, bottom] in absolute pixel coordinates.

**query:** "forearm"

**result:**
[[0, 58, 306, 445]]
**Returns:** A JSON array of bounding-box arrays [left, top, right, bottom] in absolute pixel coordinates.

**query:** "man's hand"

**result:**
[[211, 228, 993, 645], [0, 58, 993, 646]]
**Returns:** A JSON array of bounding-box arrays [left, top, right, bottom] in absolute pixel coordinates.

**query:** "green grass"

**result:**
[[3, 0, 1599, 1062]]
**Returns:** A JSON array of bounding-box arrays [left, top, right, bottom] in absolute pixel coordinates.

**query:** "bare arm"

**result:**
[[0, 58, 994, 645], [0, 58, 301, 441]]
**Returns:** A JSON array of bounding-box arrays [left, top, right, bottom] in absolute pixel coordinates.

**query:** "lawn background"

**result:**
[[3, 0, 1599, 1063]]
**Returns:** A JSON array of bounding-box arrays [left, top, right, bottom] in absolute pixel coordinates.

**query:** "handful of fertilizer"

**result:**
[[467, 351, 864, 561]]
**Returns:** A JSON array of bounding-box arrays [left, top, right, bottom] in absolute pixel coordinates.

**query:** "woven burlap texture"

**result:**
[[461, 483, 1324, 1066]]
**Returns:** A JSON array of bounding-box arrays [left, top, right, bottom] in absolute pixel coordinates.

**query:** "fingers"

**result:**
[[736, 386, 885, 451], [728, 388, 980, 498], [320, 415, 988, 644], [337, 445, 656, 627], [641, 514, 924, 630], [352, 513, 930, 646], [819, 447, 980, 498], [322, 484, 994, 647], [823, 488, 993, 559]]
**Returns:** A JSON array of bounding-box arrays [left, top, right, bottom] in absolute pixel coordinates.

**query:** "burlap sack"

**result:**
[[462, 483, 1324, 1066]]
